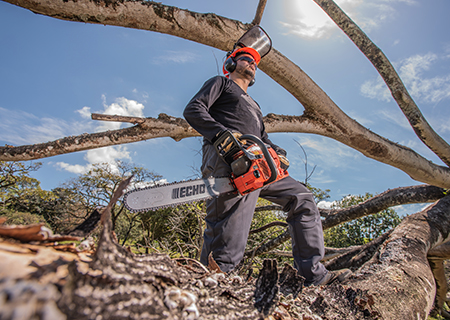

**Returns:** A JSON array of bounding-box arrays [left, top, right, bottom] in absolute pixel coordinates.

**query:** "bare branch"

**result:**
[[313, 0, 450, 167], [323, 230, 392, 271], [91, 113, 146, 125], [322, 184, 446, 229], [252, 0, 267, 26], [249, 221, 288, 234], [254, 204, 283, 212], [0, 114, 199, 161]]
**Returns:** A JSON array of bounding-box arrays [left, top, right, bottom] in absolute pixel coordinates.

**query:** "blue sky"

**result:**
[[1, 0, 450, 215]]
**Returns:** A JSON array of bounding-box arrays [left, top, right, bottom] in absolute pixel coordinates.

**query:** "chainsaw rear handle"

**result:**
[[240, 134, 278, 184]]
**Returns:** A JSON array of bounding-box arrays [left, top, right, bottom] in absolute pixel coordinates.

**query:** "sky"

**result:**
[[1, 0, 450, 216]]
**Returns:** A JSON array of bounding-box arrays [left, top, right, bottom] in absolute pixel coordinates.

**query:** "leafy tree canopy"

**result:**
[[324, 193, 402, 248]]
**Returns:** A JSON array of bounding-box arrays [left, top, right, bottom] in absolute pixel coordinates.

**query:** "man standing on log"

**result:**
[[183, 27, 349, 286]]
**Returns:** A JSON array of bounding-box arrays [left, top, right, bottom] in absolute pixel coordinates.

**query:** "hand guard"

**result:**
[[277, 154, 290, 171]]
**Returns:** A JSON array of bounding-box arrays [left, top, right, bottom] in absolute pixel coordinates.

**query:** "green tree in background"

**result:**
[[138, 202, 206, 258], [0, 161, 53, 226], [61, 161, 162, 241], [324, 193, 402, 248]]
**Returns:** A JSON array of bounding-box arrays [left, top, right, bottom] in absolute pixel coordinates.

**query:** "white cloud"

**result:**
[[317, 200, 337, 209], [288, 136, 360, 185], [294, 136, 360, 168], [377, 109, 411, 130], [55, 162, 88, 174], [361, 52, 450, 104], [56, 145, 131, 174], [400, 53, 450, 103], [85, 146, 131, 165], [0, 107, 93, 145], [1, 95, 147, 176], [55, 96, 145, 174], [281, 0, 416, 40], [152, 51, 198, 65], [392, 202, 431, 217], [95, 96, 145, 132], [76, 106, 92, 119], [360, 77, 391, 103], [440, 122, 450, 134]]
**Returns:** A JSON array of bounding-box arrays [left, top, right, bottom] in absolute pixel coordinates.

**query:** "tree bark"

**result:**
[[292, 195, 450, 319], [251, 0, 267, 26]]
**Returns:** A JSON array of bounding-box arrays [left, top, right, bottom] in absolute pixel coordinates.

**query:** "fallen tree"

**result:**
[[2, 177, 450, 319], [1, 0, 450, 318]]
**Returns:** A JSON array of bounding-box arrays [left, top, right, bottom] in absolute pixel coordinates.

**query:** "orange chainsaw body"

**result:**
[[214, 131, 289, 196]]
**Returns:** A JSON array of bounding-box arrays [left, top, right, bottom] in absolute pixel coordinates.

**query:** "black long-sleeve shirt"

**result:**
[[183, 76, 286, 156]]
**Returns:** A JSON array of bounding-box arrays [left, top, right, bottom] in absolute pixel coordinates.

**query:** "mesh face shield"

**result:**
[[233, 26, 272, 59]]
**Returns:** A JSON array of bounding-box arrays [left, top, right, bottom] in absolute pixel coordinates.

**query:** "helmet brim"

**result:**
[[230, 47, 261, 65]]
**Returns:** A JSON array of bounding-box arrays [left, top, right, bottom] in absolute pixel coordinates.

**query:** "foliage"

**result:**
[[0, 161, 42, 191], [60, 161, 163, 239], [324, 193, 402, 248], [1, 208, 48, 226], [306, 182, 331, 203], [0, 161, 54, 211], [0, 161, 59, 226], [137, 202, 206, 259]]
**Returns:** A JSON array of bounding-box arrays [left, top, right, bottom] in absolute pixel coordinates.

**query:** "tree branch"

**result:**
[[2, 0, 450, 189], [313, 0, 450, 167], [251, 0, 267, 26], [323, 230, 392, 271], [249, 221, 287, 235], [322, 184, 446, 229], [0, 114, 199, 161], [91, 113, 146, 125], [248, 185, 446, 259]]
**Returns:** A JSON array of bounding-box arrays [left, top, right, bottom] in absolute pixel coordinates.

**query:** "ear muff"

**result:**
[[224, 55, 236, 73]]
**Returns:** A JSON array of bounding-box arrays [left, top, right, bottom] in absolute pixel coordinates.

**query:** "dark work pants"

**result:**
[[200, 144, 328, 285]]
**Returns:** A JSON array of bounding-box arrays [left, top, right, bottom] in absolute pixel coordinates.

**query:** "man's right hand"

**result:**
[[230, 132, 247, 146], [214, 130, 246, 153]]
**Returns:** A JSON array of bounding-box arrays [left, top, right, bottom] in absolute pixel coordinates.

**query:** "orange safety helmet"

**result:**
[[222, 47, 261, 77]]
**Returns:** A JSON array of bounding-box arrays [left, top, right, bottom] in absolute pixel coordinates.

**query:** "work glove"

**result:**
[[230, 132, 247, 146], [214, 130, 246, 153], [277, 153, 290, 171]]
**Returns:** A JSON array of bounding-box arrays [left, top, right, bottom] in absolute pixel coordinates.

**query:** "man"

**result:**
[[183, 46, 348, 286]]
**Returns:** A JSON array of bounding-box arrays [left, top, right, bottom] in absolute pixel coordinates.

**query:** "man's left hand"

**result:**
[[278, 154, 290, 171]]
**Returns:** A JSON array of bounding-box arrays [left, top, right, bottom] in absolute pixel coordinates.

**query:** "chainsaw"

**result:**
[[123, 131, 289, 212]]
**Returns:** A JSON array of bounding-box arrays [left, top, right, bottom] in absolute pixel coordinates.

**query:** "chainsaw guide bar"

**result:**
[[123, 177, 234, 212]]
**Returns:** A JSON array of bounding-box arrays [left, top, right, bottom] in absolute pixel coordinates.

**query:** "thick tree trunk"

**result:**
[[341, 195, 450, 318]]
